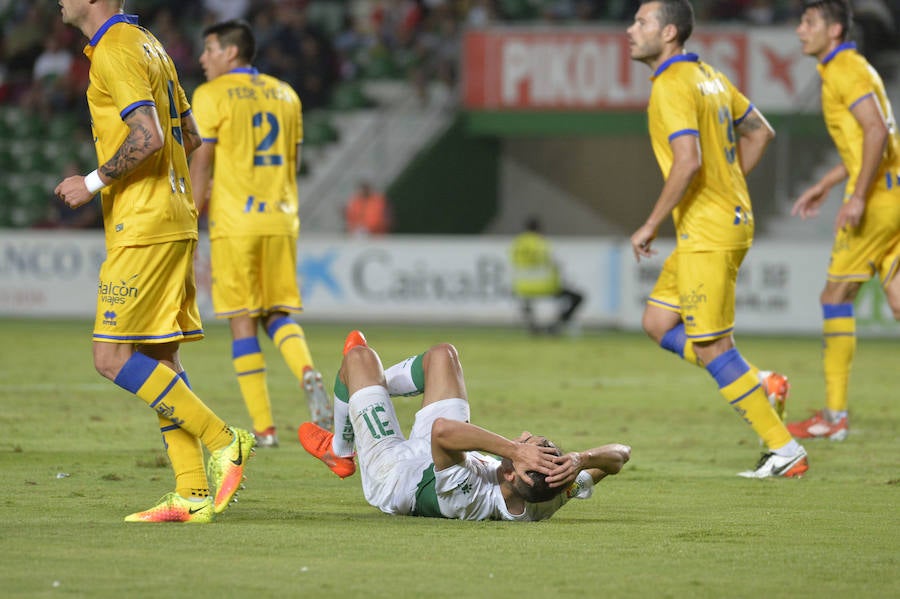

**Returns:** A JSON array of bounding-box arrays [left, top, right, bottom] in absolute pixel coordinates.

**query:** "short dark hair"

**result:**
[[516, 439, 563, 503], [803, 0, 853, 41], [203, 19, 256, 63], [643, 0, 694, 45]]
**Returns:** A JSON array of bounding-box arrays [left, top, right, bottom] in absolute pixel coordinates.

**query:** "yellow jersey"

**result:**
[[648, 53, 755, 251], [191, 68, 303, 240], [510, 231, 561, 296], [84, 14, 197, 249], [818, 42, 900, 196]]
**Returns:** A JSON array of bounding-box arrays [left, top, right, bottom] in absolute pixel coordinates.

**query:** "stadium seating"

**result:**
[[0, 106, 94, 228]]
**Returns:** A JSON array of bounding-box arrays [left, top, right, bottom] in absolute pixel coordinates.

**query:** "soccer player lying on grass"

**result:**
[[299, 331, 631, 521]]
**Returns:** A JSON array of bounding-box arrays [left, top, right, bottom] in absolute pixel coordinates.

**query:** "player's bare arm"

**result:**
[[56, 105, 169, 209], [735, 109, 775, 175], [101, 105, 164, 182], [630, 134, 700, 261], [181, 112, 202, 157], [835, 94, 891, 230], [188, 141, 215, 214], [546, 443, 632, 487], [792, 163, 849, 219], [430, 418, 558, 483]]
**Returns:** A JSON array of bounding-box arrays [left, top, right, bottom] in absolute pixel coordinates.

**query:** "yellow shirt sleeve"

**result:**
[[95, 39, 155, 118]]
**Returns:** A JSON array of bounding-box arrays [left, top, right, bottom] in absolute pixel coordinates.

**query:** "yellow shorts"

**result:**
[[828, 188, 900, 286], [647, 248, 748, 341], [93, 240, 203, 344], [210, 235, 302, 318]]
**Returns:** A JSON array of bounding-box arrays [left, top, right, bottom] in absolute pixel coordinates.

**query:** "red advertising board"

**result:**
[[462, 27, 816, 113]]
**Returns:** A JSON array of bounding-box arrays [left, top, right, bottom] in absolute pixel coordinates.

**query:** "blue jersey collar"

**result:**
[[229, 67, 259, 76], [821, 41, 856, 66], [89, 14, 139, 47], [653, 52, 699, 78]]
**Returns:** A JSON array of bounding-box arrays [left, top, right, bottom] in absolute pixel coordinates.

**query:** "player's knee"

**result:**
[[423, 343, 461, 376], [640, 313, 664, 343], [93, 352, 123, 381], [343, 345, 378, 370]]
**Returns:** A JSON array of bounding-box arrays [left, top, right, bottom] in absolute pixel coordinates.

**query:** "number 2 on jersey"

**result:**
[[252, 112, 283, 166]]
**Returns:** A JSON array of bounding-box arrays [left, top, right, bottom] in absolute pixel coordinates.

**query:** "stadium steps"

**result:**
[[763, 150, 843, 242], [298, 80, 455, 233]]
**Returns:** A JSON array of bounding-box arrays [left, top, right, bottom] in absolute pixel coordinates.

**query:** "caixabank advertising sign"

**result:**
[[1, 231, 896, 336]]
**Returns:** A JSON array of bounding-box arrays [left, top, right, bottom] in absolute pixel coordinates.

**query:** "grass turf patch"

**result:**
[[1, 319, 897, 598]]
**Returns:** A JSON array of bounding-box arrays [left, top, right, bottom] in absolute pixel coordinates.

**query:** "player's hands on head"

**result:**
[[545, 452, 582, 488], [512, 442, 559, 486]]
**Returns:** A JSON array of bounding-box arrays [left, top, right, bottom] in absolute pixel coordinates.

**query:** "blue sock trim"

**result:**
[[659, 323, 686, 358], [705, 348, 750, 388], [178, 370, 191, 389], [823, 303, 854, 319], [233, 336, 262, 358], [149, 376, 179, 409], [237, 368, 266, 376], [729, 385, 761, 404], [265, 316, 294, 339], [113, 352, 159, 395]]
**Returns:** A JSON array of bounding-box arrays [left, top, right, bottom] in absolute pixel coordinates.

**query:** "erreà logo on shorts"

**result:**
[[103, 310, 117, 326], [98, 275, 140, 306]]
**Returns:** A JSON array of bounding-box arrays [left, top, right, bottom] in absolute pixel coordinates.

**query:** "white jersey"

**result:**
[[434, 453, 595, 521], [349, 386, 595, 521]]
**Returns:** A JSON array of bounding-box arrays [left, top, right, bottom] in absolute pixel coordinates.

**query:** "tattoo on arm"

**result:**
[[737, 114, 763, 135], [99, 105, 159, 181], [182, 117, 201, 155]]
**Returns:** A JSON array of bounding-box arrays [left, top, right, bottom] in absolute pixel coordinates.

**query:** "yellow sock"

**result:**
[[707, 348, 792, 450], [682, 340, 700, 368], [823, 303, 856, 413], [159, 415, 209, 499], [744, 360, 760, 380], [114, 353, 233, 451], [660, 324, 770, 383], [267, 316, 315, 380], [232, 337, 273, 432]]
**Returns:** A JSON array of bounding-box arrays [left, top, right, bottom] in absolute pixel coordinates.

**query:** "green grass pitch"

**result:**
[[1, 319, 897, 598]]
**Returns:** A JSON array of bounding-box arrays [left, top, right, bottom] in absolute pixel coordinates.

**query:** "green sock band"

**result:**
[[411, 353, 425, 393], [334, 374, 349, 403]]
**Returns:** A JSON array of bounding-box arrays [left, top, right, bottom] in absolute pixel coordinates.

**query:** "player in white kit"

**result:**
[[299, 331, 631, 521]]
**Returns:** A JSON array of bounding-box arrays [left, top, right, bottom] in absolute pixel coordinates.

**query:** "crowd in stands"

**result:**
[[7, 1, 897, 117], [0, 0, 896, 228]]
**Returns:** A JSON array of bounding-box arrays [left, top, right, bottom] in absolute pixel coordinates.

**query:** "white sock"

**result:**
[[330, 395, 354, 457], [825, 409, 848, 422], [772, 439, 801, 457], [384, 354, 425, 396]]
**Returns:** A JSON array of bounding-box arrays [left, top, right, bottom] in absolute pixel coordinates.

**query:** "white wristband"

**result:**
[[84, 170, 107, 194]]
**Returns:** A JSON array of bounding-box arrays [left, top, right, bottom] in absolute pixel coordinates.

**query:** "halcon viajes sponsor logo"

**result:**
[[98, 276, 140, 305]]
